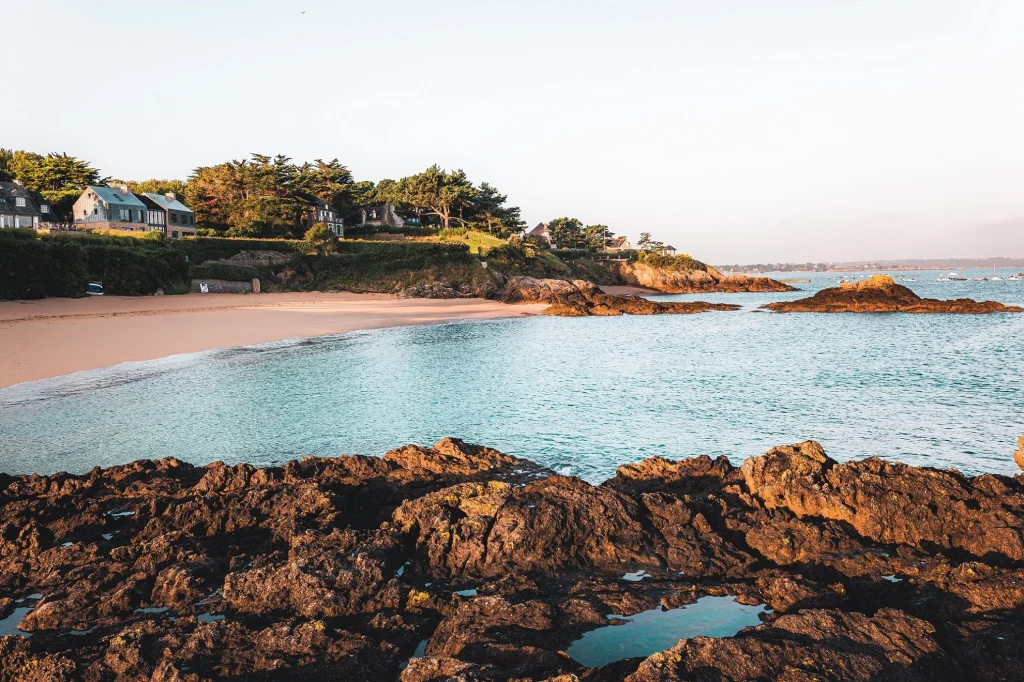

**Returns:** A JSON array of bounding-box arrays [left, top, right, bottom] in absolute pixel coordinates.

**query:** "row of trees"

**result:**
[[0, 150, 103, 219], [536, 222, 677, 255], [183, 155, 354, 237], [2, 149, 525, 239], [183, 156, 524, 238]]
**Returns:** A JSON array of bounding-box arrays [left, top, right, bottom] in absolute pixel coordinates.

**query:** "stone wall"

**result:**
[[190, 278, 259, 294]]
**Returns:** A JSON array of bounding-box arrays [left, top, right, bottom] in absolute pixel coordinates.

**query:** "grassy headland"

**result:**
[[2, 227, 787, 301]]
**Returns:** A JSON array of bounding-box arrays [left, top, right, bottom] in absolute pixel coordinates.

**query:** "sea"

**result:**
[[1, 269, 1022, 482]]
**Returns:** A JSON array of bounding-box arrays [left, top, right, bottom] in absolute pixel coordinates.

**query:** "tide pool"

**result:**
[[565, 597, 767, 667]]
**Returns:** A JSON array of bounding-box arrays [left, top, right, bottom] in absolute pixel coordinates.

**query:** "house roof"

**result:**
[[89, 185, 146, 208], [664, 245, 676, 250], [526, 222, 549, 236], [0, 181, 42, 216], [608, 236, 630, 248], [141, 192, 193, 213]]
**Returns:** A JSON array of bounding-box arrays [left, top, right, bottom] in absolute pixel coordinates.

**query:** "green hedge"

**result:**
[[343, 226, 437, 239], [0, 232, 189, 299], [92, 247, 189, 296], [189, 261, 264, 282], [170, 237, 304, 265], [550, 248, 598, 260], [50, 231, 163, 246], [0, 235, 90, 299]]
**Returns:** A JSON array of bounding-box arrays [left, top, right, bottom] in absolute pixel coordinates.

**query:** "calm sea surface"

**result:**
[[1, 270, 1022, 482]]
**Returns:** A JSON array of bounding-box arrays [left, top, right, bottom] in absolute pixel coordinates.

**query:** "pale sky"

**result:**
[[5, 0, 1023, 263]]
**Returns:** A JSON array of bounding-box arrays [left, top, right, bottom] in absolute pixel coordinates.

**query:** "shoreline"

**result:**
[[0, 293, 548, 389]]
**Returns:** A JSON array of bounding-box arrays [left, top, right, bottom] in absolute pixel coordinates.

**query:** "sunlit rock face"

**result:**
[[764, 274, 1023, 313]]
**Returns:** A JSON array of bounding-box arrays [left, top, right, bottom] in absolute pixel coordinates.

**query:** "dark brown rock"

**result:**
[[3, 438, 1024, 681], [625, 608, 957, 681], [613, 262, 794, 294], [502, 277, 739, 317], [741, 441, 1024, 561], [764, 275, 1023, 313]]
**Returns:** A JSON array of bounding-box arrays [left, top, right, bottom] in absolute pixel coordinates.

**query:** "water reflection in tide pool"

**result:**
[[0, 606, 33, 638], [565, 597, 767, 667]]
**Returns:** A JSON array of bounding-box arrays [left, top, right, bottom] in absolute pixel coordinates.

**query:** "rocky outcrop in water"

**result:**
[[764, 274, 1023, 313], [2, 437, 1024, 681], [613, 262, 794, 294], [501, 277, 739, 316]]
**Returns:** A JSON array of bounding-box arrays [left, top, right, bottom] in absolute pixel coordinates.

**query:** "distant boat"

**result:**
[[970, 277, 987, 282], [1007, 275, 1021, 281], [936, 277, 952, 282]]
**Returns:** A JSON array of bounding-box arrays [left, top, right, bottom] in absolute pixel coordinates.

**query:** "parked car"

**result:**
[[87, 282, 104, 296]]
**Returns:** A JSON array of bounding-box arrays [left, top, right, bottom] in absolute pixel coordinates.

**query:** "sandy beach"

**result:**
[[0, 293, 547, 388]]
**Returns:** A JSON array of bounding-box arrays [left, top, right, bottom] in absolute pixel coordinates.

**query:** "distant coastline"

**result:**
[[717, 256, 1024, 274]]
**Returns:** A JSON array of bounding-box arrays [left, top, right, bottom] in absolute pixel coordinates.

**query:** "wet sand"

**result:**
[[0, 293, 546, 388]]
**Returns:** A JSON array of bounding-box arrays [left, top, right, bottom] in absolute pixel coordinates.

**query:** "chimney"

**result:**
[[165, 192, 177, 202], [13, 179, 24, 187]]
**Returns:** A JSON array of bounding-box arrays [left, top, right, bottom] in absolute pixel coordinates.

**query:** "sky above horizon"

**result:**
[[4, 0, 1023, 263]]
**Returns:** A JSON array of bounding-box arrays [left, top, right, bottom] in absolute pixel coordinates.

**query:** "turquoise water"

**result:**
[[1, 270, 1022, 481], [565, 597, 767, 666]]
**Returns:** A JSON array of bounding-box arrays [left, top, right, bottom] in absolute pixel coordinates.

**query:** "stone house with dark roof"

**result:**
[[138, 192, 196, 239], [72, 185, 150, 232], [0, 181, 54, 229]]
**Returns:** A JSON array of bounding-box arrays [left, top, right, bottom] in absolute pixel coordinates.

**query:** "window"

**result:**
[[172, 231, 179, 239], [93, 208, 98, 215], [15, 197, 26, 208], [41, 205, 49, 214], [170, 213, 178, 224], [138, 210, 144, 222]]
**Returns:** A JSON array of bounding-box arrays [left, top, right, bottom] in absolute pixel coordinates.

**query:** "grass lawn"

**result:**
[[427, 230, 509, 254]]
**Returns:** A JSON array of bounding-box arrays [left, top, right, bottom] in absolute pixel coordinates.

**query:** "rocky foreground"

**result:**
[[3, 438, 1024, 681], [764, 275, 1023, 313], [501, 277, 739, 316]]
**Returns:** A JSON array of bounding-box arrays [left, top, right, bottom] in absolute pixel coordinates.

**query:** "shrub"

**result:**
[[634, 250, 705, 272], [304, 223, 336, 254]]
